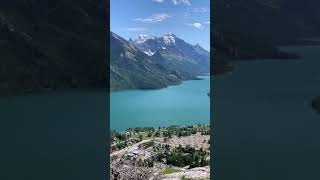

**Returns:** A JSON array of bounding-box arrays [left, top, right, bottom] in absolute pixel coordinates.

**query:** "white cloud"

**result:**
[[133, 13, 171, 23], [152, 0, 164, 3], [186, 22, 203, 29], [192, 22, 202, 29], [192, 7, 209, 13], [172, 0, 191, 5], [127, 27, 149, 32]]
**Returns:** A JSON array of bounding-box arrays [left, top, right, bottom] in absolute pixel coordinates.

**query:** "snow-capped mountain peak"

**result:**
[[163, 32, 176, 45], [136, 34, 156, 44], [194, 43, 201, 48]]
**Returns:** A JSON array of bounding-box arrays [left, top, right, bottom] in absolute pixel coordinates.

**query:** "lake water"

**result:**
[[4, 44, 320, 179], [0, 89, 108, 180], [110, 76, 210, 131], [215, 46, 320, 180]]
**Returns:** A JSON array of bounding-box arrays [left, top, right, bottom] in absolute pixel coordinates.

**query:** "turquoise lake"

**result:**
[[110, 76, 210, 131]]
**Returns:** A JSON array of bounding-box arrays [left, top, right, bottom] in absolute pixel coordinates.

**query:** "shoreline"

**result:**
[[110, 75, 209, 93], [111, 123, 211, 133]]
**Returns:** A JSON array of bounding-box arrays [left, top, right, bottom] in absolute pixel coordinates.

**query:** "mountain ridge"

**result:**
[[110, 31, 199, 91], [129, 33, 210, 76], [215, 0, 320, 60]]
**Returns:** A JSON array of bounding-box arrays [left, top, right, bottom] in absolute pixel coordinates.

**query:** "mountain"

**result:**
[[110, 32, 194, 91], [213, 29, 298, 60], [130, 33, 210, 75], [0, 0, 107, 96], [215, 0, 320, 59], [194, 43, 210, 58], [217, 0, 320, 41]]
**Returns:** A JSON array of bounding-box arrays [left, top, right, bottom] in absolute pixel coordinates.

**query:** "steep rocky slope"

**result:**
[[110, 32, 193, 91], [0, 0, 107, 95]]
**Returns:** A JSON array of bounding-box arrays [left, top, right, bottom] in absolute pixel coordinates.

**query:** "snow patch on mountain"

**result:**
[[144, 50, 155, 56]]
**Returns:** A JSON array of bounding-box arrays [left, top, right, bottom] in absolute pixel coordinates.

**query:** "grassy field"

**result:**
[[162, 168, 182, 175]]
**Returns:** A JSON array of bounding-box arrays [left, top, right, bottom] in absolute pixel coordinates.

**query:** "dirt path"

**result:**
[[110, 139, 153, 157]]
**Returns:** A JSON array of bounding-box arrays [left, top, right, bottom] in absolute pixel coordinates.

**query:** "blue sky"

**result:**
[[111, 0, 210, 51]]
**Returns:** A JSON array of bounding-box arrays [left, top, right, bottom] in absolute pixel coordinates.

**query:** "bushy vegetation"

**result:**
[[142, 141, 155, 148], [110, 130, 127, 142], [144, 159, 154, 168], [127, 127, 155, 133], [163, 125, 210, 138], [155, 144, 209, 168], [110, 125, 210, 151]]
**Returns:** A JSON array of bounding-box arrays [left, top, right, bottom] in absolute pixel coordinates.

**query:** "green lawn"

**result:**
[[162, 168, 182, 175]]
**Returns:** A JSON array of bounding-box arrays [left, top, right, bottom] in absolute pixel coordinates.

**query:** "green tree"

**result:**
[[154, 131, 160, 137]]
